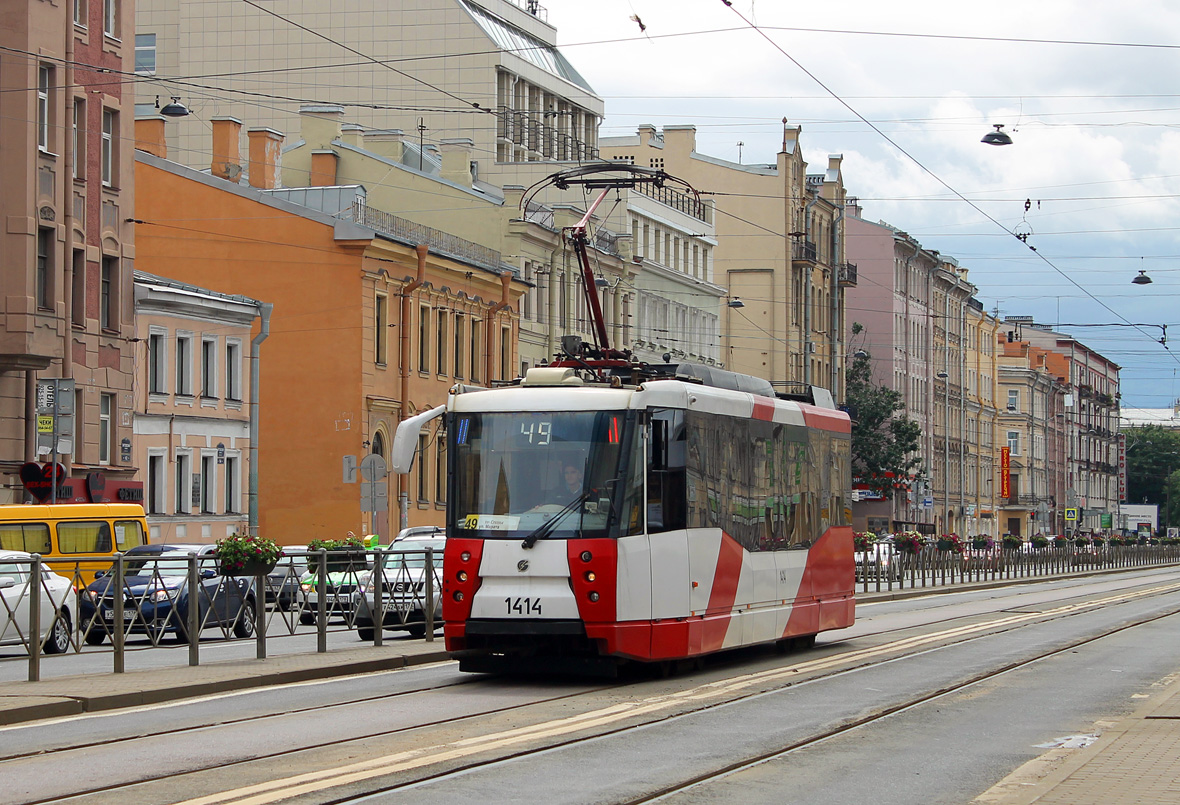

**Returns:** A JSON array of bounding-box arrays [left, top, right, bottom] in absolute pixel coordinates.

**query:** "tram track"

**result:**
[[26, 578, 1178, 805]]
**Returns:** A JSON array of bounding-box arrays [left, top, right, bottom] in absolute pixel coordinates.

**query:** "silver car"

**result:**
[[352, 537, 444, 639], [0, 550, 75, 654]]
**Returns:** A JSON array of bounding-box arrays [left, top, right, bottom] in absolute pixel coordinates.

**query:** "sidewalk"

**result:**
[[0, 639, 451, 726], [976, 669, 1180, 805]]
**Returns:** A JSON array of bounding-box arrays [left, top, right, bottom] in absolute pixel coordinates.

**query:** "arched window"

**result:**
[[371, 431, 386, 457]]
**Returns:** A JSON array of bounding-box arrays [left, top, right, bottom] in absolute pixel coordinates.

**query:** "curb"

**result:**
[[0, 648, 453, 726]]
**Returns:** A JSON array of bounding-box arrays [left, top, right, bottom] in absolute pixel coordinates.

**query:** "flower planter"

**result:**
[[972, 539, 990, 550], [221, 558, 277, 576], [937, 539, 954, 551]]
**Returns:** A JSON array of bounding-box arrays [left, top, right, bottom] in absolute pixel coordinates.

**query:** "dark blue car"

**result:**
[[79, 545, 257, 645]]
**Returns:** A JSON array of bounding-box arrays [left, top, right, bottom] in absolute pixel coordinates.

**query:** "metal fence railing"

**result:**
[[856, 542, 1180, 594], [0, 548, 441, 681]]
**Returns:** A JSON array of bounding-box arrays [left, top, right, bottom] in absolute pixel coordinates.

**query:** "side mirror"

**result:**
[[0, 577, 15, 590], [94, 570, 106, 579], [201, 569, 217, 579]]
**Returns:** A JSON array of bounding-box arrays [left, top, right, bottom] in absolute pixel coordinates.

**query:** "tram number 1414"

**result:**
[[505, 597, 542, 615]]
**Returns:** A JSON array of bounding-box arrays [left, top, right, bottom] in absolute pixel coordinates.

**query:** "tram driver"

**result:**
[[563, 464, 584, 498]]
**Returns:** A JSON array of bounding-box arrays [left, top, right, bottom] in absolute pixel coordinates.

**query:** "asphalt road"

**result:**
[[4, 568, 1180, 805]]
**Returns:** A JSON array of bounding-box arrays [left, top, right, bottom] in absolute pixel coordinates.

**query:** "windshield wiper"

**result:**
[[521, 490, 592, 550]]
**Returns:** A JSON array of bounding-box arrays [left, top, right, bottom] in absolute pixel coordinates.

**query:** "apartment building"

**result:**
[[133, 272, 265, 543], [601, 124, 854, 398], [0, 0, 139, 502]]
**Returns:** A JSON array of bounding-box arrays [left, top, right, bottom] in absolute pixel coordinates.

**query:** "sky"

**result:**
[[540, 0, 1180, 408]]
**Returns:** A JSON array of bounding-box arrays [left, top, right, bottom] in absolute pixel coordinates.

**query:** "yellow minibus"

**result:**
[[0, 503, 149, 583]]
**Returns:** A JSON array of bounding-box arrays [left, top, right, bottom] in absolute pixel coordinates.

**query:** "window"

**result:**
[[36, 228, 53, 310], [175, 334, 193, 396], [73, 100, 86, 179], [201, 338, 217, 397], [470, 320, 481, 382], [453, 315, 465, 379], [148, 332, 166, 393], [57, 521, 112, 553], [100, 255, 116, 329], [148, 454, 165, 514], [500, 325, 511, 381], [71, 250, 85, 325], [103, 0, 117, 37], [224, 455, 239, 513], [0, 523, 51, 553], [225, 340, 242, 401], [134, 33, 156, 74], [175, 452, 190, 513], [1007, 431, 1020, 455], [436, 311, 448, 375], [37, 65, 51, 152], [375, 294, 387, 365], [417, 434, 429, 502], [1007, 389, 1019, 412], [72, 388, 83, 464], [74, 0, 87, 28], [101, 109, 116, 186], [98, 393, 113, 464], [435, 433, 446, 503], [418, 305, 430, 372], [201, 454, 216, 513]]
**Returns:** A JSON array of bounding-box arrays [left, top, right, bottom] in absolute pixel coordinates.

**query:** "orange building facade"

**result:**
[[134, 123, 524, 544]]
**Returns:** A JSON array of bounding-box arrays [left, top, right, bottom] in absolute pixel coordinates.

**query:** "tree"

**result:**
[[1125, 425, 1180, 517], [844, 332, 923, 499]]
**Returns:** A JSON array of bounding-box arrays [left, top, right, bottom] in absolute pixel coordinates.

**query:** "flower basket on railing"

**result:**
[[971, 537, 992, 550], [853, 532, 876, 552], [1074, 536, 1090, 548], [1091, 536, 1105, 548], [894, 532, 926, 554], [1001, 535, 1023, 551], [1053, 536, 1069, 548], [1108, 537, 1124, 546], [936, 533, 964, 553], [216, 534, 283, 576], [1030, 535, 1049, 549], [308, 535, 368, 573]]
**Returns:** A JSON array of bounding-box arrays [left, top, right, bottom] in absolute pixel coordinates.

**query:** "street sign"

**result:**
[[35, 378, 75, 414], [37, 415, 54, 434], [1065, 508, 1078, 521], [360, 479, 388, 512], [922, 496, 933, 509], [359, 453, 388, 482], [342, 455, 358, 484]]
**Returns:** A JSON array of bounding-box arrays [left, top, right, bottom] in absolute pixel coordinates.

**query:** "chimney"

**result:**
[[211, 116, 243, 182], [340, 123, 364, 149], [637, 124, 657, 145], [663, 125, 696, 155], [309, 150, 338, 187], [247, 127, 284, 190], [363, 129, 404, 162], [297, 104, 345, 148], [134, 116, 167, 159], [439, 138, 474, 187], [847, 196, 862, 219]]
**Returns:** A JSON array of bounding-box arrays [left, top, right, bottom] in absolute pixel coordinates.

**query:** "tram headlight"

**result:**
[[461, 551, 471, 562], [580, 551, 592, 562], [588, 591, 599, 602], [457, 570, 468, 582], [584, 571, 596, 582], [453, 591, 464, 602]]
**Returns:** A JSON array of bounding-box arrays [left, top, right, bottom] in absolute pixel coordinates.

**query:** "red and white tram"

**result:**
[[394, 363, 854, 674], [392, 165, 853, 674]]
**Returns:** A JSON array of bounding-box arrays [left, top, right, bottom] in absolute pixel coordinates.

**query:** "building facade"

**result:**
[[600, 124, 853, 398], [0, 0, 139, 501], [133, 271, 265, 543]]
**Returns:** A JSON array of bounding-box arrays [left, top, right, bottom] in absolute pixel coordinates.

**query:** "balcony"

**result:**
[[793, 240, 818, 263], [348, 200, 505, 274], [633, 183, 711, 223], [496, 107, 599, 162], [838, 262, 858, 287]]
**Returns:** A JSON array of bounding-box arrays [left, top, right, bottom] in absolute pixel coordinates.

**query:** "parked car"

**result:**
[[299, 549, 372, 625], [352, 535, 445, 639], [264, 547, 307, 611], [392, 525, 445, 542], [79, 545, 258, 644], [0, 550, 75, 654]]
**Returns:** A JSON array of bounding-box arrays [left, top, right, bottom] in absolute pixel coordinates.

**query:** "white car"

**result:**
[[0, 550, 74, 654], [352, 536, 445, 639]]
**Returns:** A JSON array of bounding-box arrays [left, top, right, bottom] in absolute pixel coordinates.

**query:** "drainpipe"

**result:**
[[900, 239, 920, 528], [802, 194, 820, 387], [485, 270, 513, 382], [546, 246, 561, 360], [248, 302, 272, 536], [830, 203, 844, 398], [62, 21, 74, 388], [398, 245, 428, 531]]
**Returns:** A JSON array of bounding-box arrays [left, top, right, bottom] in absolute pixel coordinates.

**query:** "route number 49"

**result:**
[[505, 597, 542, 615]]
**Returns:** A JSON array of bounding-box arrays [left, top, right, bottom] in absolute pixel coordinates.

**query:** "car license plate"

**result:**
[[381, 599, 414, 615], [102, 607, 136, 622]]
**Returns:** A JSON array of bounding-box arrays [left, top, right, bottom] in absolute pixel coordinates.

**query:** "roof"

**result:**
[[459, 0, 595, 93], [1121, 407, 1180, 428]]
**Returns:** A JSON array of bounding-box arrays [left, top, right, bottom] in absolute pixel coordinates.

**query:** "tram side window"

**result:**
[[619, 421, 646, 537], [646, 409, 686, 533], [57, 520, 112, 553], [0, 523, 51, 553]]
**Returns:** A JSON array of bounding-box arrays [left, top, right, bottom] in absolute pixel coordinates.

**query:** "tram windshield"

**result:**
[[450, 410, 639, 540]]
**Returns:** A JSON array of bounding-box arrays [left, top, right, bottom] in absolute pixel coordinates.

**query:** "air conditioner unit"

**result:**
[[807, 343, 817, 353]]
